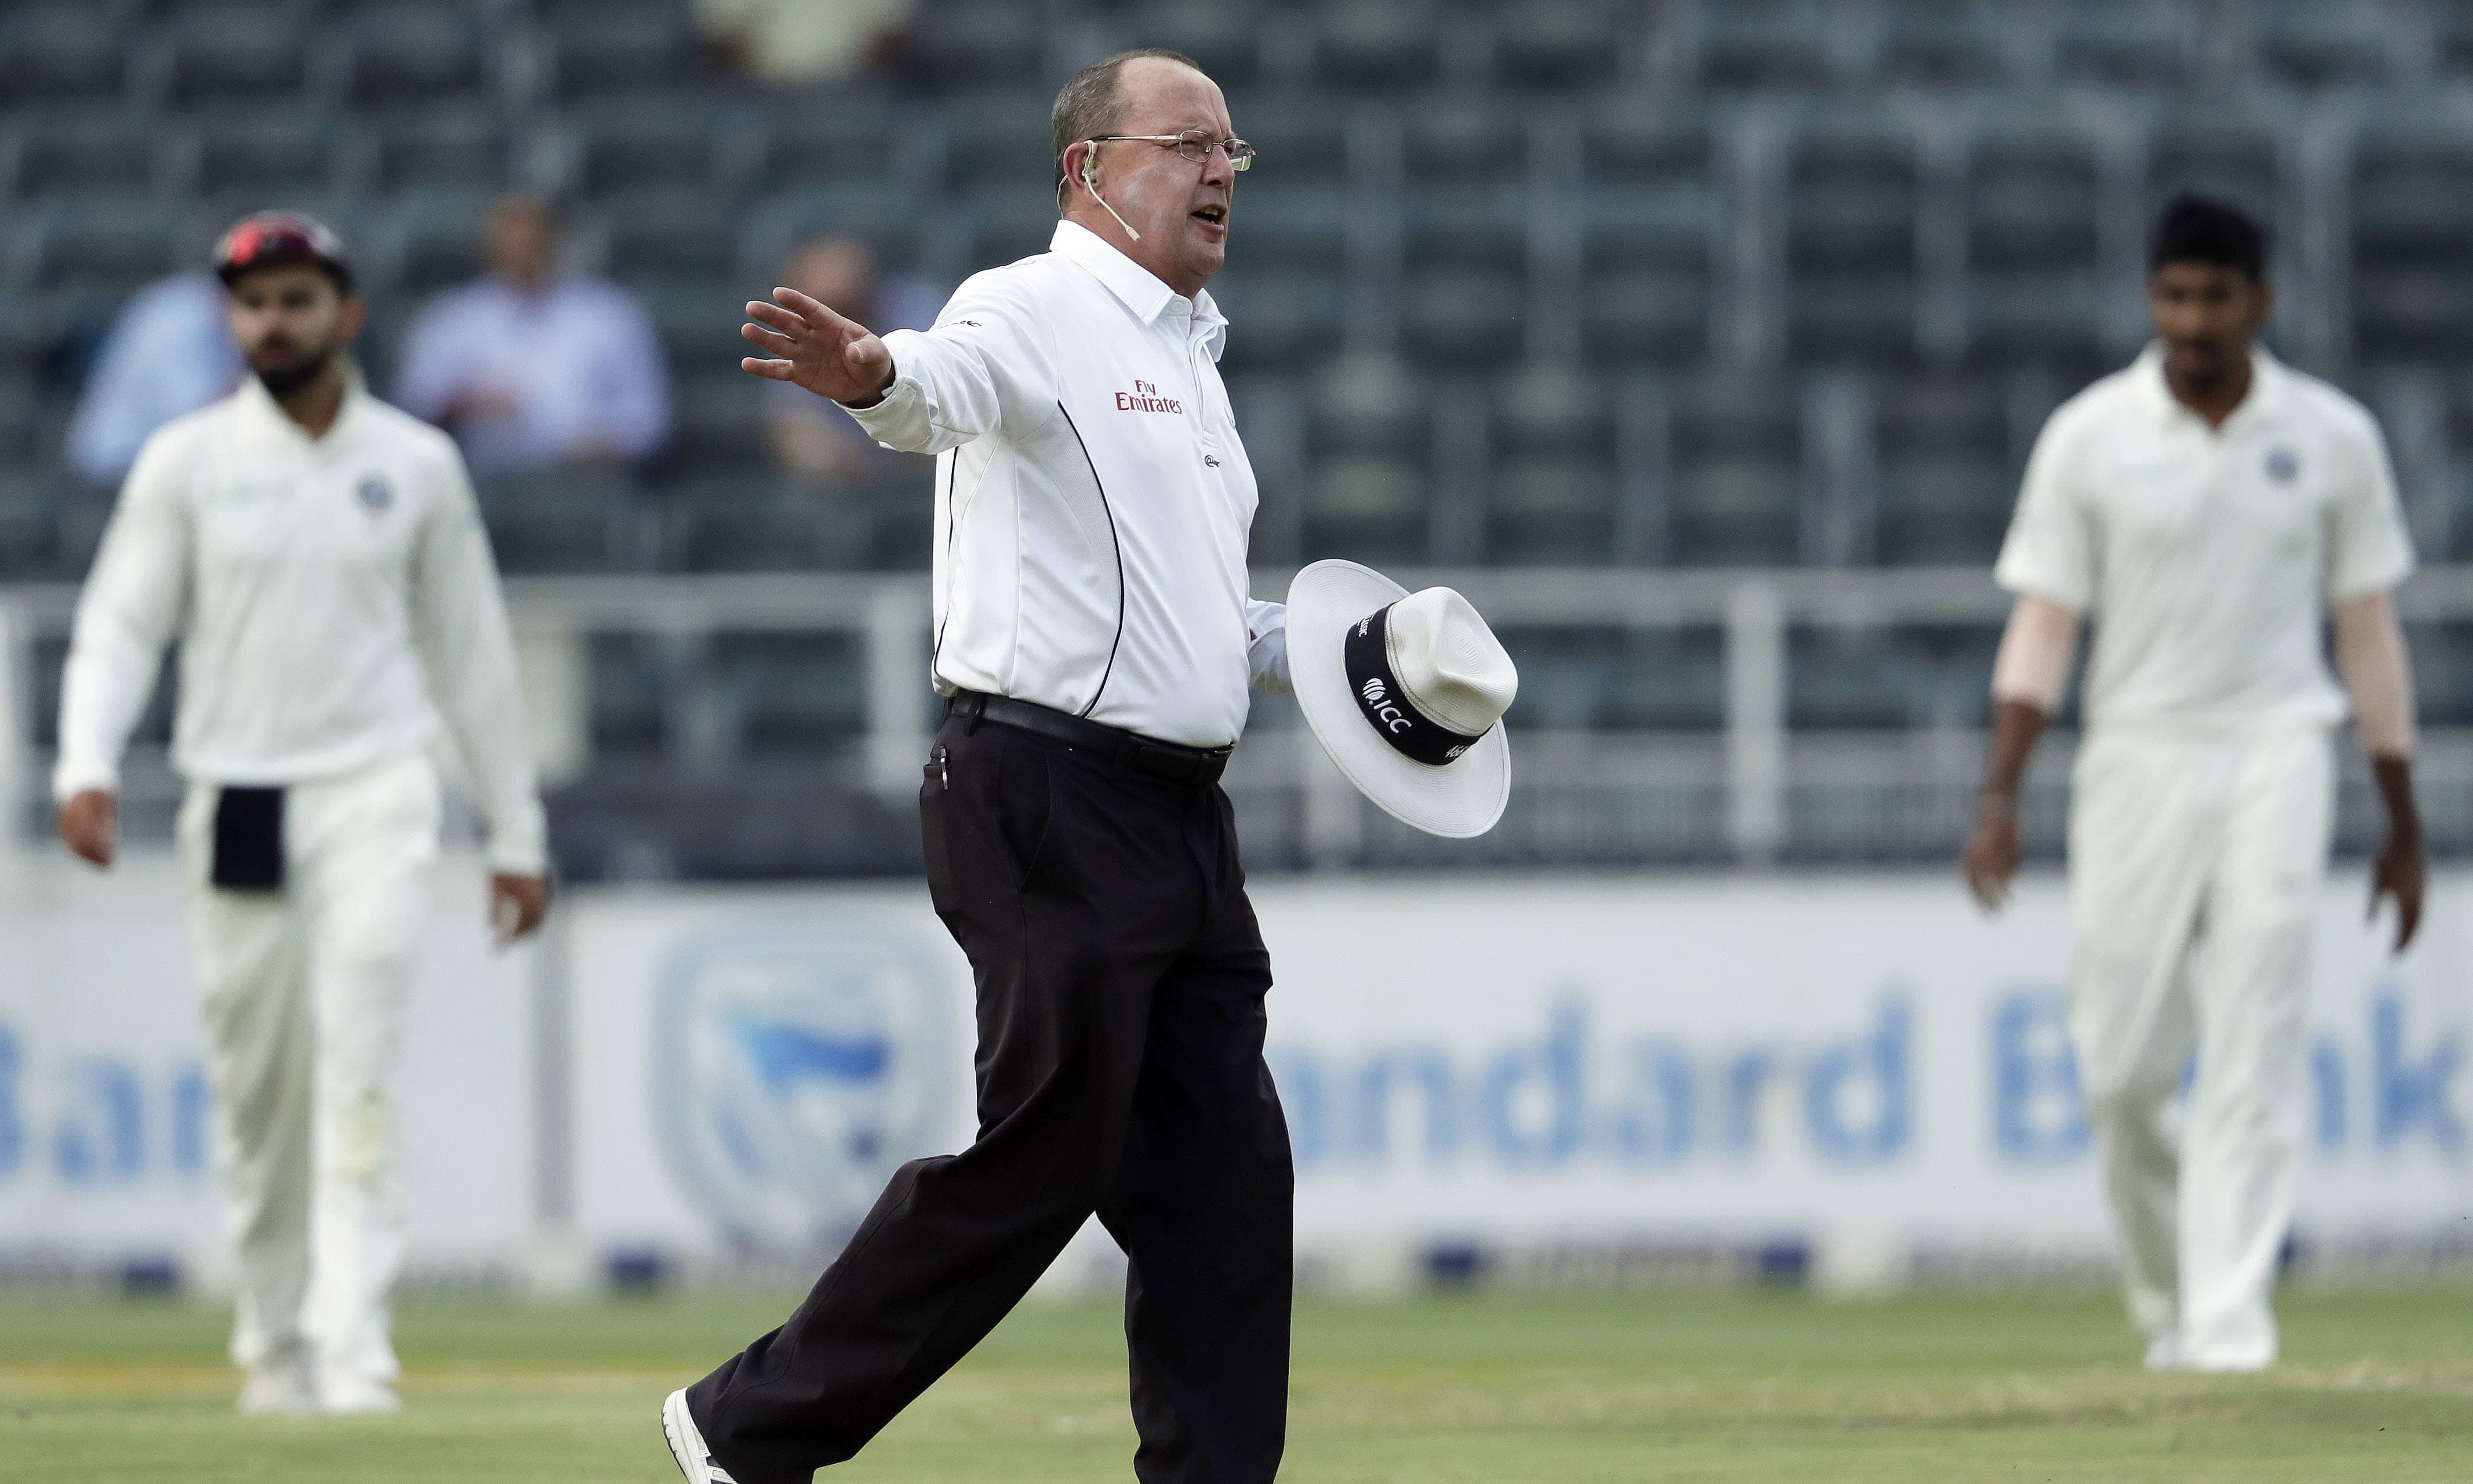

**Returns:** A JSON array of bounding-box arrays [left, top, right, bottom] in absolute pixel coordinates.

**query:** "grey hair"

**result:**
[[1052, 48, 1205, 199]]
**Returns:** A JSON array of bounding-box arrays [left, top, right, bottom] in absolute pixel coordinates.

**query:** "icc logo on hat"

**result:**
[[652, 919, 964, 1254]]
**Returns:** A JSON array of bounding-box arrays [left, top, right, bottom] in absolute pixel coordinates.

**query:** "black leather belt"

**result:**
[[947, 691, 1233, 787]]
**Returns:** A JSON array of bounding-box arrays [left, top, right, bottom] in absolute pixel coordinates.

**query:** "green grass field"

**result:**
[[2, 1283, 2467, 1482]]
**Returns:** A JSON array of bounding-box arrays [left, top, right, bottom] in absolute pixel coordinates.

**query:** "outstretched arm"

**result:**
[[2333, 590, 2422, 952], [1963, 594, 2081, 911]]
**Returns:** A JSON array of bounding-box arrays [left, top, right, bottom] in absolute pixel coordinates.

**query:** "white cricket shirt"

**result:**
[[1995, 345, 2415, 734], [54, 374, 548, 874], [847, 220, 1288, 750]]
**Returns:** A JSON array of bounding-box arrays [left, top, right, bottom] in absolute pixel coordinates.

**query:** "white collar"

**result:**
[[235, 361, 369, 446], [1049, 220, 1228, 358], [2130, 340, 2288, 431]]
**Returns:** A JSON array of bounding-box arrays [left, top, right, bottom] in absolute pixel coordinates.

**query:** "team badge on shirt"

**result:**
[[357, 475, 393, 512], [2264, 448, 2300, 485]]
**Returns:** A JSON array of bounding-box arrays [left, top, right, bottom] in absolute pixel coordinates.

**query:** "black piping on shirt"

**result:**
[[1055, 401, 1126, 719]]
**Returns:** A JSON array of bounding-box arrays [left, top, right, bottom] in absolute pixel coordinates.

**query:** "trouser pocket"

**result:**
[[210, 785, 286, 891]]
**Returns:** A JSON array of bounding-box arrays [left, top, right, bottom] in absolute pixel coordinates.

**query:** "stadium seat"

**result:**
[[1299, 353, 1431, 564], [379, 187, 490, 299], [665, 473, 924, 573], [0, 5, 133, 110], [2147, 118, 2278, 221], [2350, 132, 2473, 359], [191, 110, 344, 203], [2409, 620, 2473, 725], [1132, 1, 1268, 90], [1696, 0, 1835, 92], [1312, 0, 1442, 92], [30, 201, 180, 302], [750, 105, 905, 195], [1874, 374, 2013, 566], [663, 371, 771, 480], [0, 471, 53, 580], [163, 4, 313, 108], [1787, 129, 1921, 365], [1208, 268, 1344, 376], [600, 188, 737, 282], [2051, 0, 2198, 88], [637, 279, 754, 392], [1966, 131, 2103, 367], [1603, 627, 1726, 730], [11, 115, 161, 202], [1404, 101, 1530, 214], [362, 115, 508, 195], [538, 4, 697, 104], [2254, 0, 2395, 90], [717, 631, 870, 756], [472, 470, 640, 573], [341, 4, 490, 112], [1487, 372, 1620, 565], [570, 110, 725, 197], [1668, 376, 1803, 565], [908, 1, 1050, 91], [1876, 0, 2010, 89], [1489, 0, 1625, 92]]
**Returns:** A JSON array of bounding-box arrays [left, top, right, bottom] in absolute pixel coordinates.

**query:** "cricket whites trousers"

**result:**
[[687, 709, 1294, 1484], [2066, 724, 2334, 1370], [177, 751, 440, 1390]]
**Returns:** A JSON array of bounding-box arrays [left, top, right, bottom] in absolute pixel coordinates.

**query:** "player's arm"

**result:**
[[740, 274, 1054, 456], [54, 433, 195, 867], [1964, 595, 2081, 911], [407, 445, 551, 941], [2333, 591, 2421, 952]]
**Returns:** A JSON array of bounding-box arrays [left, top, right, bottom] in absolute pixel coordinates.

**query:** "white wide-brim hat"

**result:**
[[1287, 559, 1515, 839]]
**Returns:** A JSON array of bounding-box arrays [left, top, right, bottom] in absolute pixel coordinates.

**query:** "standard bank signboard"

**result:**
[[563, 876, 2471, 1266]]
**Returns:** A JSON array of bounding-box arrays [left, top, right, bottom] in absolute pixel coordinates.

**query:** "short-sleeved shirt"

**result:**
[[1995, 344, 2416, 734]]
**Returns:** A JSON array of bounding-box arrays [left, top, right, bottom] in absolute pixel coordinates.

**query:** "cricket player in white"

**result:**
[[1964, 196, 2425, 1373], [53, 214, 552, 1415]]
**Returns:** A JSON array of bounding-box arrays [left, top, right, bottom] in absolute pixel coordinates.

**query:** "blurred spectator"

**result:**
[[66, 271, 243, 487], [695, 0, 914, 87], [396, 194, 670, 477], [766, 237, 941, 481]]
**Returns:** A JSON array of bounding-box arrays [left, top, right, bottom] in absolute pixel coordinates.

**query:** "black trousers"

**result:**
[[686, 713, 1294, 1484]]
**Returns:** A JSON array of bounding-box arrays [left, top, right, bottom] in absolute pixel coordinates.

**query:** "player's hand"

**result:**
[[57, 789, 118, 868], [740, 288, 896, 407], [1962, 795, 2023, 912], [490, 872, 551, 946], [2368, 826, 2424, 954]]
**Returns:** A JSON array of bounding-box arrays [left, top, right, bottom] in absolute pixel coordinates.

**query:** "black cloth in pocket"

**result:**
[[210, 785, 286, 890]]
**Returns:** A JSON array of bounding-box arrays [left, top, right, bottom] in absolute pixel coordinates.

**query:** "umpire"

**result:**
[[664, 50, 1294, 1484]]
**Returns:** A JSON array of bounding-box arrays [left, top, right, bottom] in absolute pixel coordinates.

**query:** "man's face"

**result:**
[[1078, 58, 1236, 293], [488, 199, 559, 288], [2147, 260, 2270, 388], [225, 263, 360, 393]]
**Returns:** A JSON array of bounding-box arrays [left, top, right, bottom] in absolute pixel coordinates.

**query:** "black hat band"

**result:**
[[1343, 603, 1485, 767]]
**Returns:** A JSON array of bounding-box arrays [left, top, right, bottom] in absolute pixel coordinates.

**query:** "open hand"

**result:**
[[740, 287, 895, 406]]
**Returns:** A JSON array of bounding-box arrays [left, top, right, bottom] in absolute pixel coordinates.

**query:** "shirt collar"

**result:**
[[1049, 220, 1229, 357], [2131, 340, 2289, 431]]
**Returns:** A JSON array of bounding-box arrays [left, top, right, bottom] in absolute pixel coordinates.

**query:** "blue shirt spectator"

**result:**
[[765, 237, 941, 482], [67, 271, 243, 487], [395, 194, 670, 478]]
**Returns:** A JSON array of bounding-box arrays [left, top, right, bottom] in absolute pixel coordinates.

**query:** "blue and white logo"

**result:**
[[652, 919, 965, 1254], [2265, 448, 2300, 485], [356, 474, 392, 512]]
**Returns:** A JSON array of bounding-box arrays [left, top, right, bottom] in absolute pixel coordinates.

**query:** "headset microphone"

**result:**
[[1082, 146, 1141, 242]]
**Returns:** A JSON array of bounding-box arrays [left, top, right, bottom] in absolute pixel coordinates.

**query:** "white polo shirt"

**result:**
[[847, 220, 1288, 750], [54, 374, 548, 874], [1995, 344, 2414, 734]]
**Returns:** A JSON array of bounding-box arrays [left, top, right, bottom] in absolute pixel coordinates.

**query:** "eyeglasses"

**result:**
[[1084, 129, 1254, 171]]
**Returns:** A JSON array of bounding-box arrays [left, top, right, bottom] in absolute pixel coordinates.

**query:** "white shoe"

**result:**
[[2143, 1333, 2187, 1372], [237, 1353, 318, 1416], [319, 1374, 404, 1415], [661, 1388, 739, 1483]]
